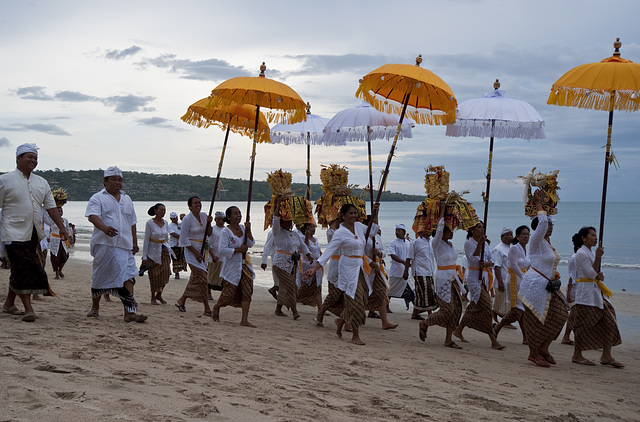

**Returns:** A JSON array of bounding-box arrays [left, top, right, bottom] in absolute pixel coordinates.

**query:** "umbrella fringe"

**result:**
[[181, 109, 271, 142], [270, 132, 325, 145], [548, 87, 640, 112], [206, 95, 308, 125], [446, 122, 546, 140], [321, 126, 413, 143]]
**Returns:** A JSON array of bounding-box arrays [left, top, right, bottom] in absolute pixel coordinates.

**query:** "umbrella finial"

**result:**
[[306, 102, 311, 114], [493, 79, 500, 90], [415, 54, 423, 67], [613, 38, 622, 57], [259, 62, 267, 77]]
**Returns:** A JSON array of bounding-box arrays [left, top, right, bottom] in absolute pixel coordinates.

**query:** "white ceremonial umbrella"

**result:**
[[446, 79, 545, 282], [320, 101, 414, 211], [270, 102, 336, 199]]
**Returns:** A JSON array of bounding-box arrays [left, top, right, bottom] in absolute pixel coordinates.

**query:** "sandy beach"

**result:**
[[1, 246, 639, 422]]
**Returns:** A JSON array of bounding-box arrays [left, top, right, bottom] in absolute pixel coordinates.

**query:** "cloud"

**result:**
[[285, 53, 403, 76], [137, 117, 183, 130], [136, 55, 254, 81], [0, 137, 10, 147], [0, 123, 70, 136], [15, 87, 155, 113], [104, 45, 142, 60]]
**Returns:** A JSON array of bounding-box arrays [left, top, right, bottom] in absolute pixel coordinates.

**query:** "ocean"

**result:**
[[61, 200, 639, 293]]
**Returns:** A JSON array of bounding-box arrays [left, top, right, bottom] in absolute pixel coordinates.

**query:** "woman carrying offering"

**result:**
[[271, 198, 312, 320], [304, 203, 380, 345], [142, 203, 174, 305], [175, 196, 213, 316], [493, 225, 530, 342], [518, 192, 568, 367], [419, 201, 465, 349], [211, 206, 256, 327], [570, 226, 623, 367], [453, 221, 504, 350]]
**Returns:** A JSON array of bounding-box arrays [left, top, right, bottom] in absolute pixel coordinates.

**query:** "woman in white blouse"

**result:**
[[570, 226, 623, 367], [298, 223, 323, 311], [142, 203, 174, 305], [304, 203, 380, 345], [518, 194, 568, 368], [271, 198, 311, 320], [211, 206, 256, 327], [419, 201, 465, 349], [175, 196, 213, 316], [493, 225, 530, 342]]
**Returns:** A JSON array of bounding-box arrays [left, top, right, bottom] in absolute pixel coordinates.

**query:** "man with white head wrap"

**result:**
[[168, 211, 185, 279], [1, 143, 68, 321], [85, 166, 147, 322], [492, 227, 513, 324]]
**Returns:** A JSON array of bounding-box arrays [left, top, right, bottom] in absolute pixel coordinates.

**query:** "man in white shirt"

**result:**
[[168, 212, 185, 279], [0, 143, 68, 321], [260, 229, 279, 300], [85, 166, 147, 323], [387, 224, 412, 313], [207, 211, 226, 296], [492, 227, 512, 326], [405, 229, 437, 319]]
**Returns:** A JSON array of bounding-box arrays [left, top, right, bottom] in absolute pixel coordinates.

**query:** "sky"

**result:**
[[1, 0, 639, 204]]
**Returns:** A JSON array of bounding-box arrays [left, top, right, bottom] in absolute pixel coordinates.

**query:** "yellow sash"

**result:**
[[189, 238, 202, 243], [507, 268, 528, 308], [331, 254, 340, 260], [469, 266, 494, 288], [437, 264, 464, 282], [375, 257, 387, 278], [347, 255, 371, 275], [276, 250, 303, 272], [576, 278, 612, 298], [149, 238, 167, 244]]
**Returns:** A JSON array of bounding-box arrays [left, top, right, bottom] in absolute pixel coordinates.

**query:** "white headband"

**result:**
[[16, 143, 39, 156], [104, 166, 123, 178]]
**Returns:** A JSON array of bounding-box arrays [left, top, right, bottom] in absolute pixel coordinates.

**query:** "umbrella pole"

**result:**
[[200, 125, 231, 255], [598, 101, 615, 253], [244, 106, 261, 245], [367, 131, 375, 213], [478, 123, 495, 282], [365, 94, 410, 241], [306, 134, 311, 200]]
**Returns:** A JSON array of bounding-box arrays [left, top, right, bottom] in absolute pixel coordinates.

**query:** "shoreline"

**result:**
[[1, 250, 638, 421]]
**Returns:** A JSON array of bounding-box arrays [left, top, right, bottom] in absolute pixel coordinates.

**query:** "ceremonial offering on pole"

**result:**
[[263, 169, 315, 230], [412, 165, 479, 235], [314, 164, 366, 228], [51, 187, 68, 207], [520, 167, 560, 217]]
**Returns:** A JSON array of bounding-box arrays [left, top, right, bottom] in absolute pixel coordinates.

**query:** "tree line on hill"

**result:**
[[17, 169, 424, 202]]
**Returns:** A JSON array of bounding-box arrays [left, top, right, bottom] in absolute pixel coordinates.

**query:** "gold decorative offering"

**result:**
[[520, 167, 560, 217], [315, 164, 366, 227], [264, 169, 315, 230]]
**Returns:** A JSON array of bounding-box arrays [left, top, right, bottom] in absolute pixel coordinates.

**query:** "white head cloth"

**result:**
[[215, 211, 225, 218], [500, 227, 513, 237], [16, 143, 39, 156], [104, 166, 123, 178], [170, 212, 178, 218], [396, 223, 406, 231]]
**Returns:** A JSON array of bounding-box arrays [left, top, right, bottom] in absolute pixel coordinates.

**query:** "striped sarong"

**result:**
[[365, 272, 389, 311], [460, 285, 494, 335], [322, 282, 344, 317], [171, 246, 186, 273], [500, 307, 524, 325], [148, 246, 171, 294], [413, 275, 438, 313], [182, 265, 209, 303], [572, 302, 621, 352], [274, 265, 297, 309], [207, 261, 223, 290], [298, 275, 321, 307], [341, 271, 368, 329], [522, 292, 568, 349], [492, 288, 509, 316], [216, 264, 253, 308], [425, 281, 462, 330]]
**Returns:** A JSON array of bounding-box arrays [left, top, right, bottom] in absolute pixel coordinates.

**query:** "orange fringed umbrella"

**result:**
[[181, 101, 271, 252], [355, 55, 457, 239], [548, 38, 640, 248], [206, 63, 307, 244]]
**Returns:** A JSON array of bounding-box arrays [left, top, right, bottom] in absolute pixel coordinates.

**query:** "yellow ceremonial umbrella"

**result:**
[[355, 55, 457, 236], [181, 101, 271, 252], [548, 38, 640, 247], [206, 62, 307, 242]]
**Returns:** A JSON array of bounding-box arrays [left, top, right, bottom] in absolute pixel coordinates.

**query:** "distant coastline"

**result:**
[[3, 169, 425, 202]]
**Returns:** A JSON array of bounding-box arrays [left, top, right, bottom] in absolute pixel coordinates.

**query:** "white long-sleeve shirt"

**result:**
[[407, 235, 435, 277], [464, 237, 494, 304], [573, 245, 609, 309], [507, 243, 530, 310], [178, 212, 209, 271], [272, 216, 310, 274], [219, 225, 255, 286], [142, 219, 174, 264]]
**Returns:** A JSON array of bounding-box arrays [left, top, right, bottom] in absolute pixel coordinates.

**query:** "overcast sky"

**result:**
[[1, 0, 639, 203]]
